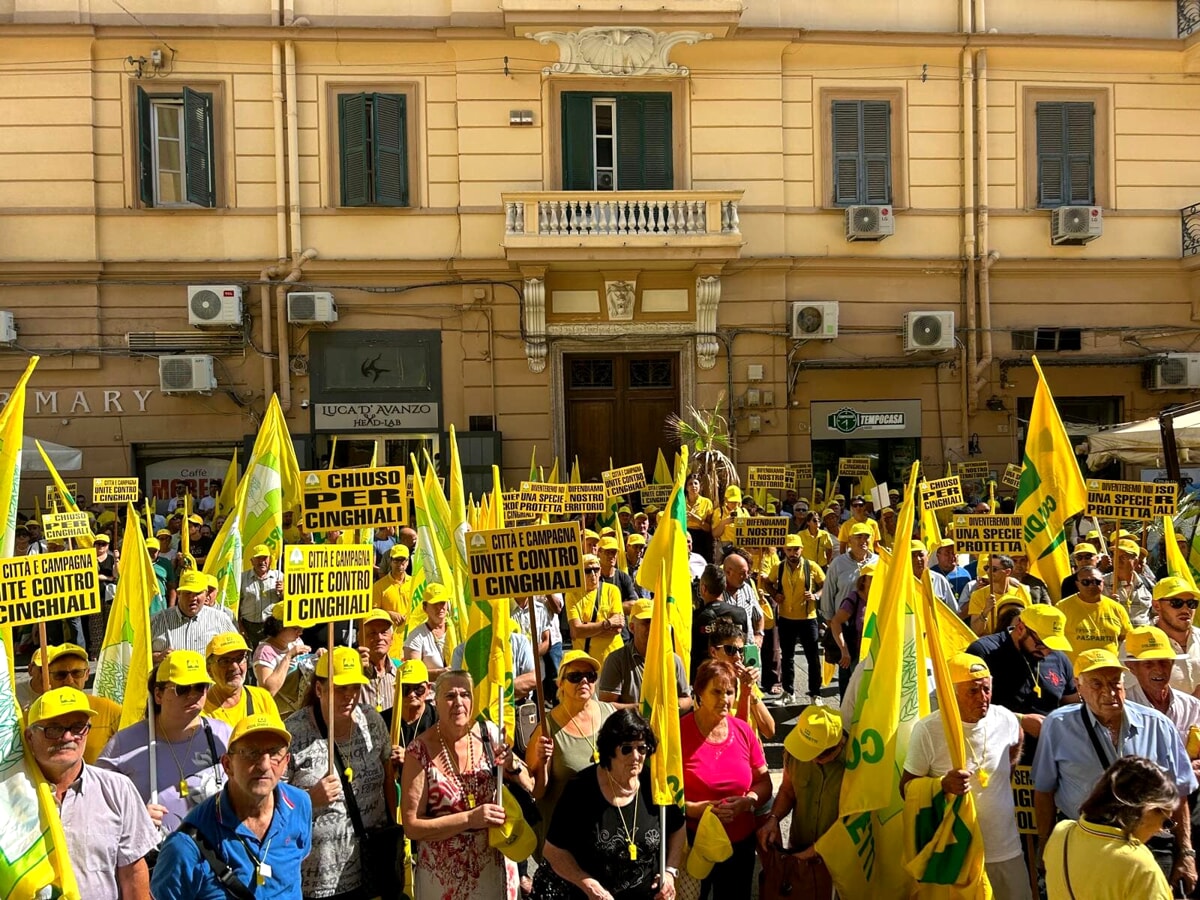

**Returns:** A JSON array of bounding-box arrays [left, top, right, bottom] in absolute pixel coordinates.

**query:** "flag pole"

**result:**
[[147, 690, 159, 804], [327, 622, 336, 777], [529, 597, 546, 729]]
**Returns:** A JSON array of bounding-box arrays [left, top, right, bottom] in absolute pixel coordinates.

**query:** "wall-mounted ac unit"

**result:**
[[1149, 353, 1200, 390], [845, 205, 894, 241], [187, 285, 243, 327], [159, 355, 217, 394], [903, 311, 955, 352], [287, 291, 338, 324], [0, 311, 15, 344], [790, 301, 838, 340], [1051, 206, 1102, 246]]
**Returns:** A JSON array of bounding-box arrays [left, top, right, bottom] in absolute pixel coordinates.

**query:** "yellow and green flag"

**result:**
[[640, 560, 684, 807], [1014, 357, 1087, 601], [35, 440, 93, 549], [653, 449, 671, 486], [239, 395, 302, 569], [203, 502, 243, 619], [213, 449, 239, 522], [0, 357, 37, 556], [1164, 515, 1200, 594]]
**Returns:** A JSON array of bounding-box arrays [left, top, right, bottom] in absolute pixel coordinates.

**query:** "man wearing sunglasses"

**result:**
[[1150, 575, 1200, 694], [1055, 563, 1131, 664], [1104, 539, 1154, 627], [25, 642, 122, 763], [836, 496, 880, 554], [26, 687, 159, 900]]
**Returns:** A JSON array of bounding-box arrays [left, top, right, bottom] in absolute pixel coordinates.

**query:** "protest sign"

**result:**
[[467, 522, 583, 601], [787, 462, 813, 484], [838, 457, 872, 478], [602, 464, 647, 497], [42, 512, 92, 542], [1001, 463, 1022, 491], [922, 476, 964, 511], [301, 466, 407, 532], [0, 549, 99, 628], [638, 483, 672, 508], [92, 477, 140, 505], [1086, 479, 1177, 520], [747, 465, 789, 492], [957, 461, 991, 480], [518, 481, 567, 516], [732, 519, 789, 548], [565, 483, 607, 514], [281, 544, 373, 627], [45, 482, 78, 509], [950, 515, 1025, 555]]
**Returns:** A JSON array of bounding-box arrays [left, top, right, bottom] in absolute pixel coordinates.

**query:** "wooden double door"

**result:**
[[564, 353, 680, 485]]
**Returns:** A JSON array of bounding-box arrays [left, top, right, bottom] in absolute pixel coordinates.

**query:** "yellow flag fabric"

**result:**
[[816, 461, 924, 898], [214, 450, 239, 522], [95, 504, 157, 728], [641, 560, 684, 807], [1164, 515, 1200, 594], [920, 483, 944, 547], [0, 357, 37, 556], [653, 449, 671, 485], [239, 395, 302, 569], [203, 503, 243, 619], [1015, 357, 1087, 601], [410, 455, 462, 653], [569, 456, 581, 485], [36, 440, 93, 549]]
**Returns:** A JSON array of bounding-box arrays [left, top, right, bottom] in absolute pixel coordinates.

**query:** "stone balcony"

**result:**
[[500, 190, 744, 263]]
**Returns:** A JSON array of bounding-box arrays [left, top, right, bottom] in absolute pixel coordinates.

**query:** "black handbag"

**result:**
[[821, 625, 842, 665]]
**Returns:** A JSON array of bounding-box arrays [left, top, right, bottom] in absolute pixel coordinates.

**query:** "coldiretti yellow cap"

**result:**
[[388, 544, 410, 560], [205, 631, 250, 659], [1073, 648, 1128, 680], [626, 534, 646, 547], [1154, 575, 1198, 602], [316, 646, 369, 686], [558, 649, 600, 675], [188, 514, 203, 525], [1018, 606, 1072, 652], [598, 536, 621, 551], [724, 485, 742, 502], [909, 539, 927, 553], [27, 687, 97, 727], [849, 522, 873, 537], [783, 533, 803, 549], [583, 529, 599, 541], [156, 650, 213, 685], [178, 571, 208, 594], [1116, 540, 1140, 557], [361, 608, 394, 629], [250, 544, 272, 559], [399, 658, 430, 685], [630, 599, 654, 620], [229, 712, 291, 748], [1073, 543, 1098, 557], [1122, 625, 1186, 663], [784, 706, 843, 762], [422, 583, 450, 606], [947, 652, 991, 683], [31, 643, 89, 668]]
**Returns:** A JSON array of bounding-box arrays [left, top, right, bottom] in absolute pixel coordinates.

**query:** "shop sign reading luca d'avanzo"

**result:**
[[811, 400, 923, 440]]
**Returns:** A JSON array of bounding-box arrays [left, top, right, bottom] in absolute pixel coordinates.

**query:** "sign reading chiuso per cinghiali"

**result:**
[[810, 400, 923, 440]]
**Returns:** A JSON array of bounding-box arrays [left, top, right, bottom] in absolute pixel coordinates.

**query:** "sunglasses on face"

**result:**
[[402, 682, 428, 697], [584, 567, 601, 574], [563, 670, 599, 684], [32, 721, 91, 741], [49, 667, 89, 682], [618, 742, 650, 757], [717, 644, 744, 657], [168, 683, 208, 697], [1168, 598, 1200, 610], [1077, 579, 1102, 587]]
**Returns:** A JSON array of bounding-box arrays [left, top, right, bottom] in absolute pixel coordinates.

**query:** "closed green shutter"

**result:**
[[832, 100, 891, 206], [561, 92, 595, 190], [616, 94, 672, 191], [182, 87, 214, 208], [136, 86, 154, 206], [1037, 101, 1094, 207], [339, 93, 370, 207], [372, 93, 408, 206]]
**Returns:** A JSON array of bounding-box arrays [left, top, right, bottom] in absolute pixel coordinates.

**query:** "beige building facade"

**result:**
[[3, 0, 1200, 502]]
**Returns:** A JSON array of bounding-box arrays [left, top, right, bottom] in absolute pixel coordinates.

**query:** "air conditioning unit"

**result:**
[[1149, 353, 1200, 390], [287, 291, 338, 325], [187, 285, 243, 327], [1050, 206, 1103, 246], [159, 355, 217, 394], [845, 205, 894, 241], [903, 310, 956, 352], [0, 311, 15, 344], [790, 301, 839, 340]]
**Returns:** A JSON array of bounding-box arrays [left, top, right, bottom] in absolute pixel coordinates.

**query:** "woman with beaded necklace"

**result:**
[[401, 669, 534, 900]]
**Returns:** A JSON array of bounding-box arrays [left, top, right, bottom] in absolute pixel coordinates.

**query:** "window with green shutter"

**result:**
[[136, 86, 215, 208], [830, 100, 891, 206], [561, 92, 673, 191], [338, 92, 409, 207], [1035, 101, 1095, 207]]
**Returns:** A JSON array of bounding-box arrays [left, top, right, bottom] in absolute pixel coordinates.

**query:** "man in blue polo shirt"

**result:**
[[1032, 648, 1197, 889], [151, 712, 312, 899]]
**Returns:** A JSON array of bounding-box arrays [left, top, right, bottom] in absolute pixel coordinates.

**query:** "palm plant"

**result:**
[[666, 394, 738, 503]]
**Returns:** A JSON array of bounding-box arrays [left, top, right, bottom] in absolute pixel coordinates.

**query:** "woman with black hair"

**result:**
[[1044, 755, 1177, 899], [535, 709, 686, 900]]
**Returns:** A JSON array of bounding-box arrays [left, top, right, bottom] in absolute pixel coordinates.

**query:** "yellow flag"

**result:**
[[641, 560, 684, 806], [36, 439, 93, 549], [569, 456, 581, 485], [0, 357, 37, 556], [1164, 515, 1200, 594], [1014, 357, 1087, 601], [213, 449, 239, 521], [239, 395, 302, 569], [653, 449, 671, 485]]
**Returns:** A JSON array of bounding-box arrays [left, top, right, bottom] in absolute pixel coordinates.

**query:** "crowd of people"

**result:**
[[12, 475, 1200, 900]]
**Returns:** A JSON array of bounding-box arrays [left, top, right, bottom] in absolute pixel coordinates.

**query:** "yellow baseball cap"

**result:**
[[1073, 648, 1129, 679], [27, 687, 97, 727], [1154, 575, 1197, 602], [598, 536, 621, 551], [559, 649, 600, 675], [155, 528, 172, 537], [687, 808, 734, 879], [849, 522, 873, 537], [399, 658, 430, 685], [156, 650, 214, 685], [205, 632, 250, 658], [724, 485, 742, 502], [1018, 606, 1073, 652], [361, 608, 394, 629], [630, 599, 653, 620], [1122, 625, 1186, 663], [583, 529, 599, 541], [229, 712, 291, 748], [1073, 543, 1098, 557], [909, 539, 927, 553], [617, 505, 633, 515], [489, 787, 537, 861], [947, 652, 991, 683], [626, 534, 646, 547], [388, 544, 410, 560], [188, 514, 204, 525], [178, 571, 208, 594], [599, 527, 616, 538], [784, 706, 844, 762], [316, 646, 369, 685], [783, 534, 802, 549], [422, 583, 450, 606], [31, 643, 89, 667], [250, 544, 272, 559], [1116, 540, 1140, 557], [93, 533, 111, 544], [204, 574, 219, 591]]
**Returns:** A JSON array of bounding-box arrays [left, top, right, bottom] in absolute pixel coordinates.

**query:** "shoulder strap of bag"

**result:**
[[1079, 704, 1116, 769], [313, 706, 368, 840], [1062, 826, 1078, 900], [180, 822, 257, 900]]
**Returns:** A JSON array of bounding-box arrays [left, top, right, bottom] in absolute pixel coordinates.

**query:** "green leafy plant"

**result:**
[[666, 394, 737, 503]]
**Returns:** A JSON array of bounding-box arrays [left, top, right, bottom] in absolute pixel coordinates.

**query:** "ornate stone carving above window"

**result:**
[[526, 27, 712, 77]]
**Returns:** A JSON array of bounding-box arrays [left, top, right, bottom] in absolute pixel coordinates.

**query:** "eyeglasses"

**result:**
[[230, 746, 289, 764], [49, 667, 89, 682], [584, 567, 601, 574], [563, 670, 599, 684], [1168, 599, 1200, 610], [618, 743, 650, 757], [402, 683, 427, 697], [31, 721, 91, 741], [851, 502, 865, 508], [169, 683, 208, 697], [216, 653, 248, 667], [717, 644, 744, 657], [1077, 579, 1102, 587]]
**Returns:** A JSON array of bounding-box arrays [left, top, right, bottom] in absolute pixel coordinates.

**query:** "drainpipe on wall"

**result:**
[[276, 250, 317, 414], [258, 41, 289, 403], [960, 47, 977, 452], [971, 50, 996, 411]]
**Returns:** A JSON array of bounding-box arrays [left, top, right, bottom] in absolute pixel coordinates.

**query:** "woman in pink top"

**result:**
[[681, 659, 772, 899]]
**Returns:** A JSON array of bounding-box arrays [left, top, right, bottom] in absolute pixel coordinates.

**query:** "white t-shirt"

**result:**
[[404, 624, 446, 669], [904, 704, 1023, 863]]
